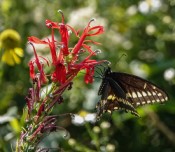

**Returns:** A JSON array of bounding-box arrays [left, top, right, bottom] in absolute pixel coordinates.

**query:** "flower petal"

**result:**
[[11, 50, 21, 64], [84, 67, 94, 84], [28, 36, 48, 44], [52, 63, 66, 84], [2, 50, 15, 66], [45, 20, 59, 29], [59, 24, 69, 56], [86, 26, 104, 36], [14, 47, 24, 57], [29, 61, 35, 79]]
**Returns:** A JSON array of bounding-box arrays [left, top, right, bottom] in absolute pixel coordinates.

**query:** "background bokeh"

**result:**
[[0, 0, 175, 151]]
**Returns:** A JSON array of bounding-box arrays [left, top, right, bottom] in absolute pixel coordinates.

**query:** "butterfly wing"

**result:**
[[112, 72, 169, 107], [96, 67, 168, 119], [96, 78, 139, 119]]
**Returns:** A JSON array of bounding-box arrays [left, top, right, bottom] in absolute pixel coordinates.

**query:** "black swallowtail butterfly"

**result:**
[[96, 67, 169, 119]]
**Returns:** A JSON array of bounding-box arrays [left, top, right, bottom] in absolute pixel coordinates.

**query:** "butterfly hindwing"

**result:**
[[96, 84, 139, 119]]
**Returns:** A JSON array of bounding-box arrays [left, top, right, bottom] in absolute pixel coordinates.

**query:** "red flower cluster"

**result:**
[[28, 12, 104, 85], [18, 11, 106, 151]]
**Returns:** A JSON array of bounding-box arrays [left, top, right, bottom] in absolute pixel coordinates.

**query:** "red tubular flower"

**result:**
[[28, 35, 57, 66], [51, 63, 66, 83], [48, 30, 57, 65], [29, 61, 35, 79], [72, 19, 104, 55], [59, 24, 69, 56], [81, 59, 103, 84], [57, 10, 70, 56], [28, 42, 47, 84], [29, 17, 70, 84], [18, 12, 107, 152], [45, 19, 59, 28], [28, 13, 105, 85], [84, 67, 94, 84], [68, 57, 105, 84], [28, 36, 48, 44], [46, 17, 70, 58]]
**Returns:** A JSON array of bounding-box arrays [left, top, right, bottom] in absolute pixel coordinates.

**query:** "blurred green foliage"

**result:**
[[0, 0, 175, 151]]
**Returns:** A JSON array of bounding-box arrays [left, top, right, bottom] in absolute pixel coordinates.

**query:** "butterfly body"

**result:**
[[96, 67, 169, 119]]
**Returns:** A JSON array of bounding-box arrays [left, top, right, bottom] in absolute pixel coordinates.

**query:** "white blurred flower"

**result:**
[[71, 111, 96, 126], [84, 113, 96, 123], [138, 1, 149, 13], [145, 24, 156, 35], [72, 114, 85, 126], [68, 138, 76, 146], [164, 68, 175, 81], [68, 7, 94, 27], [162, 16, 172, 24], [93, 126, 101, 133], [106, 144, 116, 152], [68, 6, 107, 28], [126, 5, 138, 16], [100, 121, 111, 129], [138, 0, 162, 14]]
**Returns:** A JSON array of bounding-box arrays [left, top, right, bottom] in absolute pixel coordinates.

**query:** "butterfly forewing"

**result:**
[[112, 72, 169, 107]]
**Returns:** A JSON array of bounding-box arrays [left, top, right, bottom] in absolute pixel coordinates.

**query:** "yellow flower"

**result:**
[[0, 29, 23, 66]]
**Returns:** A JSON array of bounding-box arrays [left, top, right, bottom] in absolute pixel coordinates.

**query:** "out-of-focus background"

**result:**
[[0, 0, 175, 151]]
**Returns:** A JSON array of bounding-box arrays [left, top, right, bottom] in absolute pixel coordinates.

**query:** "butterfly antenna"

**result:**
[[116, 53, 127, 65]]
